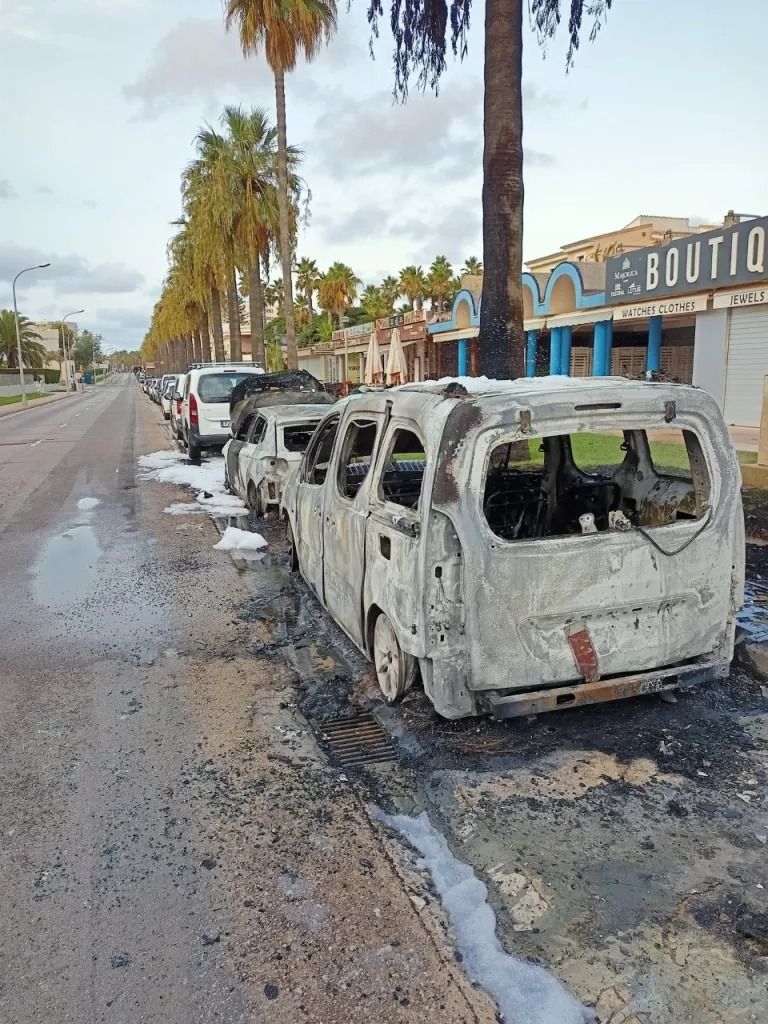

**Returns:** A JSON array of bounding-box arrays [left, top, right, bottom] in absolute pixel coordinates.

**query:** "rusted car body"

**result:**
[[282, 377, 744, 719]]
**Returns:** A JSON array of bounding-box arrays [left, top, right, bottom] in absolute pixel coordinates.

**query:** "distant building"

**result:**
[[30, 320, 78, 370], [525, 214, 727, 275]]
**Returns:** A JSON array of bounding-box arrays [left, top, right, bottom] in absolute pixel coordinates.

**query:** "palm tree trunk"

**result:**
[[273, 66, 297, 370], [193, 326, 202, 364], [478, 0, 525, 378], [248, 261, 266, 368], [200, 312, 212, 362], [227, 270, 242, 361], [210, 285, 225, 361], [185, 332, 194, 368], [306, 288, 314, 319]]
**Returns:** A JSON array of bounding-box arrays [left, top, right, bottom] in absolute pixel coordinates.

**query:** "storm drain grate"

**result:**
[[316, 713, 396, 768]]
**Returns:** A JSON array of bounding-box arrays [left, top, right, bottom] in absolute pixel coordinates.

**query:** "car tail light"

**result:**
[[189, 392, 199, 427]]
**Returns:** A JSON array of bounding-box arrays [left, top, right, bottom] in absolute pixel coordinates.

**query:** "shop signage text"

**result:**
[[612, 294, 710, 321], [606, 215, 768, 304], [713, 286, 768, 310]]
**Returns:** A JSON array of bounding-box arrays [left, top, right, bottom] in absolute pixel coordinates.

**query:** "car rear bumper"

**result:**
[[485, 657, 729, 720], [187, 426, 226, 451]]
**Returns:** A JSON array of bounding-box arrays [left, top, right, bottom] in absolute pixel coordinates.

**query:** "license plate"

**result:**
[[220, 420, 230, 428]]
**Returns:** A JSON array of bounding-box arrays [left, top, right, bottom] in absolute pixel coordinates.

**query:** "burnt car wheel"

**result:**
[[286, 519, 299, 572], [373, 614, 416, 703], [247, 482, 264, 517]]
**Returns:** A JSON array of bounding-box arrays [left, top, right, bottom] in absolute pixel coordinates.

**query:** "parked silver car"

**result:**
[[282, 377, 744, 719]]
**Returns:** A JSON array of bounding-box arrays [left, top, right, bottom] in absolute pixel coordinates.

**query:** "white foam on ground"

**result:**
[[77, 497, 101, 510], [213, 526, 268, 552], [138, 451, 246, 518], [164, 502, 204, 516], [376, 809, 594, 1024]]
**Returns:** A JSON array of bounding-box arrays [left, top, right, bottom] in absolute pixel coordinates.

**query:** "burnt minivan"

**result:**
[[281, 378, 744, 719]]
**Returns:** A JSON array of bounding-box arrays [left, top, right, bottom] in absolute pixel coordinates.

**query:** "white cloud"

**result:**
[[123, 18, 273, 119], [0, 243, 143, 294], [0, 179, 17, 199]]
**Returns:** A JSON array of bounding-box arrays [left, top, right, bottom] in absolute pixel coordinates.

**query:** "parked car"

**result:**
[[282, 377, 744, 720], [224, 404, 334, 516], [169, 373, 187, 440], [160, 375, 179, 420], [181, 363, 265, 463]]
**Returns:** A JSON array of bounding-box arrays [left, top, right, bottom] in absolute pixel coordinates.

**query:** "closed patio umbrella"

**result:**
[[385, 328, 408, 385], [364, 332, 381, 385]]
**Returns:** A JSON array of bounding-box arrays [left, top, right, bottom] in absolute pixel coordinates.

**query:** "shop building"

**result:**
[[298, 310, 431, 384], [429, 214, 768, 426]]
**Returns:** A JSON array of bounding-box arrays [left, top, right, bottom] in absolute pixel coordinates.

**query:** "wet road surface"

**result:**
[[0, 377, 493, 1024]]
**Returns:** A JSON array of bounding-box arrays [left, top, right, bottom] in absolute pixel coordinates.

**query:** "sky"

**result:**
[[1, 0, 766, 353]]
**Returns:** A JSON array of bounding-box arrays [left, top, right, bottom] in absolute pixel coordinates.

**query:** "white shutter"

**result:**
[[723, 307, 768, 426]]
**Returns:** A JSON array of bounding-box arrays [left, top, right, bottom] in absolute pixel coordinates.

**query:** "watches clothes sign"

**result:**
[[606, 215, 768, 304]]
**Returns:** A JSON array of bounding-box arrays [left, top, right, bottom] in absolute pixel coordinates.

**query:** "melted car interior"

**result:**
[[483, 428, 711, 541]]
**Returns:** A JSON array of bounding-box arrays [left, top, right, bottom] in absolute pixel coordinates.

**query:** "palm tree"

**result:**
[[379, 275, 401, 313], [426, 255, 454, 312], [294, 295, 311, 326], [360, 284, 390, 321], [318, 263, 360, 327], [0, 310, 46, 368], [295, 257, 320, 317], [367, 0, 611, 377], [461, 256, 483, 275], [265, 279, 284, 313], [399, 265, 428, 311], [225, 0, 337, 371]]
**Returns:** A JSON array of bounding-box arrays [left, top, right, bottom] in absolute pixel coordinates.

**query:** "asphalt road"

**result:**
[[0, 376, 492, 1024]]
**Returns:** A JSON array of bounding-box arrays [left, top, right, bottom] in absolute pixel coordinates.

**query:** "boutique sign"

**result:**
[[606, 215, 768, 304]]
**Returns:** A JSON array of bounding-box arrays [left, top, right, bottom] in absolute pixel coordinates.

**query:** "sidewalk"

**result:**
[[0, 390, 76, 420]]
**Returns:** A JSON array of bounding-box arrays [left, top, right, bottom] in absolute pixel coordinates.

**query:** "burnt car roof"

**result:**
[[229, 369, 325, 414], [230, 387, 334, 439]]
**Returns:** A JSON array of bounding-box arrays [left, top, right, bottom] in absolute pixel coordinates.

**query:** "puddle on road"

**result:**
[[32, 523, 101, 608]]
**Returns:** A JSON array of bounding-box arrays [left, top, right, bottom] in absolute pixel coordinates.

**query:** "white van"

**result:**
[[282, 377, 745, 719], [181, 363, 264, 462]]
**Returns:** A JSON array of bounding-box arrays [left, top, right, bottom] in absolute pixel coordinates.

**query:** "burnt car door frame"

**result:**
[[321, 407, 386, 648]]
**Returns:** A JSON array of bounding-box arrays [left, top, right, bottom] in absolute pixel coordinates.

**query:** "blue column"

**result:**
[[647, 315, 662, 373], [604, 320, 614, 376], [526, 331, 538, 377], [560, 326, 573, 376], [457, 337, 469, 376], [593, 321, 607, 376], [549, 327, 563, 376]]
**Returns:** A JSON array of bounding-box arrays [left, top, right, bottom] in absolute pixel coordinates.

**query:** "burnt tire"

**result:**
[[286, 520, 299, 572], [372, 613, 417, 703], [247, 483, 264, 518]]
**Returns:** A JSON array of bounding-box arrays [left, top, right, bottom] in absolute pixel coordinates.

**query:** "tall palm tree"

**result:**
[[399, 265, 428, 311], [461, 256, 483, 275], [189, 123, 244, 359], [379, 275, 401, 313], [295, 256, 320, 317], [265, 279, 284, 313], [426, 255, 454, 312], [0, 310, 45, 368], [225, 0, 337, 371], [318, 263, 360, 327], [367, 0, 611, 377], [360, 284, 390, 320]]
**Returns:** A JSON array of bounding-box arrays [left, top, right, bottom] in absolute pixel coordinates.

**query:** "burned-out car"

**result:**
[[281, 377, 744, 719]]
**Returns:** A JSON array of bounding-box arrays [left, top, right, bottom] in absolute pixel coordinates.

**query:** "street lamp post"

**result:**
[[12, 263, 51, 408], [60, 308, 84, 392]]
